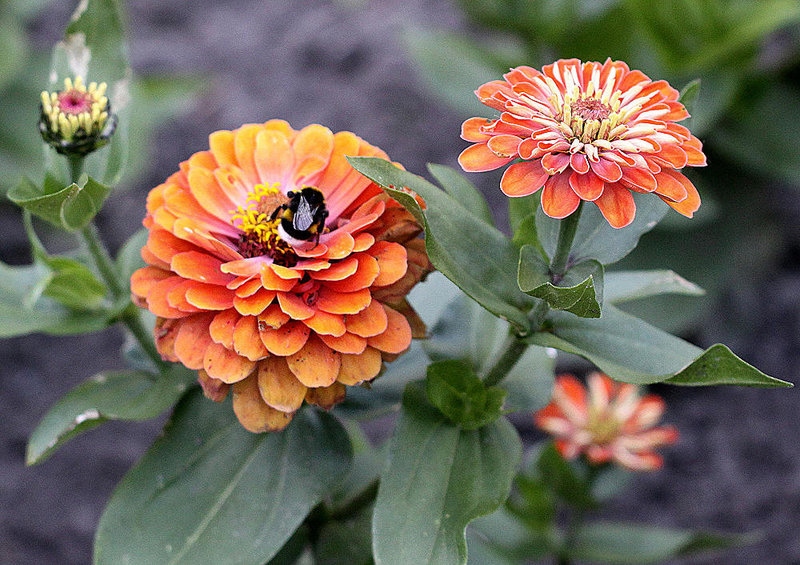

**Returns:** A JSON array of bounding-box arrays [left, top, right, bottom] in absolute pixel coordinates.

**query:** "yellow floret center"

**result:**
[[40, 77, 110, 142], [586, 411, 621, 445], [231, 183, 298, 265]]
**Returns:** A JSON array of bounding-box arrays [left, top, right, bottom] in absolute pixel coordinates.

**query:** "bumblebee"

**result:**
[[272, 186, 329, 246]]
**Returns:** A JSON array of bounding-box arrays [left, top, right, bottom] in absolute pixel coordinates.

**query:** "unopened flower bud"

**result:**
[[39, 76, 117, 157]]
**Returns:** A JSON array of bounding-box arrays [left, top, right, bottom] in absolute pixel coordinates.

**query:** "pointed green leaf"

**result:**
[[530, 305, 791, 387], [426, 360, 506, 430], [536, 193, 668, 266], [427, 163, 494, 225], [60, 176, 112, 230], [678, 79, 701, 117], [518, 246, 603, 318], [373, 382, 521, 565], [94, 392, 352, 565], [348, 156, 532, 332], [605, 270, 704, 304], [26, 367, 195, 465], [42, 258, 107, 309], [569, 522, 751, 564], [9, 176, 112, 230]]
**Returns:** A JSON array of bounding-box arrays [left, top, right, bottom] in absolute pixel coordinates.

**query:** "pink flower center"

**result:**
[[571, 97, 612, 121], [57, 89, 93, 115]]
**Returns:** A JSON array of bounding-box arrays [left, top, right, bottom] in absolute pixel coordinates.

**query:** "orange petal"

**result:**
[[594, 183, 636, 228], [147, 228, 197, 265], [316, 131, 362, 196], [232, 376, 293, 433], [324, 254, 379, 293], [209, 309, 239, 348], [458, 143, 514, 172], [271, 264, 303, 280], [234, 124, 264, 186], [337, 347, 383, 386], [353, 232, 375, 252], [167, 280, 204, 313], [305, 382, 346, 410], [147, 276, 193, 319], [345, 298, 388, 337], [233, 288, 276, 316], [208, 130, 236, 168], [258, 304, 290, 329], [653, 171, 688, 202], [487, 134, 522, 158], [369, 241, 408, 287], [590, 158, 623, 183], [255, 128, 294, 184], [154, 318, 180, 362], [302, 310, 346, 337], [131, 266, 171, 300], [233, 316, 270, 361], [257, 356, 307, 413], [661, 171, 700, 218], [620, 167, 657, 192], [461, 117, 493, 142], [319, 331, 367, 354], [292, 124, 335, 183], [321, 231, 355, 260], [198, 369, 230, 402], [174, 314, 215, 369], [261, 266, 299, 292], [203, 342, 256, 384], [542, 152, 571, 174], [541, 172, 581, 219], [185, 283, 236, 310], [188, 167, 236, 223], [277, 292, 315, 320], [500, 160, 549, 197], [260, 320, 310, 356], [366, 304, 412, 354], [316, 287, 371, 315], [309, 256, 359, 281], [569, 153, 590, 174], [569, 170, 604, 201], [286, 335, 341, 388], [171, 251, 233, 285]]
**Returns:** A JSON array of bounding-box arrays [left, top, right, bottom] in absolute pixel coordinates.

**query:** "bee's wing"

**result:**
[[293, 197, 316, 231]]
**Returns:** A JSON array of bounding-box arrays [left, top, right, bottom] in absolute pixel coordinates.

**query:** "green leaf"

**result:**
[[678, 78, 701, 129], [0, 16, 27, 89], [348, 156, 532, 332], [508, 195, 539, 233], [518, 247, 603, 318], [314, 505, 374, 565], [427, 163, 494, 226], [49, 0, 131, 185], [426, 360, 506, 430], [60, 176, 113, 230], [569, 522, 750, 564], [94, 391, 353, 565], [373, 382, 522, 565], [42, 257, 107, 310], [423, 292, 555, 413], [536, 193, 668, 266], [0, 260, 110, 336], [26, 367, 195, 465], [536, 443, 596, 509], [530, 305, 791, 387], [605, 270, 704, 304], [467, 508, 545, 565], [9, 176, 112, 230]]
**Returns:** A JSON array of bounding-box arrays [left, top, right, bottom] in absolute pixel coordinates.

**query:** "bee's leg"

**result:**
[[270, 204, 286, 221]]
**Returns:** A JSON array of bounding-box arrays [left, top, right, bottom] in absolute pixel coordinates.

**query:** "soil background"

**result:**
[[1, 1, 799, 564]]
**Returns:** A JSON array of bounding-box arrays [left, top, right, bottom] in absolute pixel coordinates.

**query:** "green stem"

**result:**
[[81, 223, 123, 297], [483, 334, 529, 387], [549, 202, 583, 277], [68, 154, 84, 184]]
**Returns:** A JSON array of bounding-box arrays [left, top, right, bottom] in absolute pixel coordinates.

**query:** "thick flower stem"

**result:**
[[549, 202, 583, 278], [483, 334, 529, 387], [69, 157, 168, 372]]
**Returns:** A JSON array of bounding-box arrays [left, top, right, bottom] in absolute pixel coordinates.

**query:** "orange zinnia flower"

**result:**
[[535, 373, 679, 471], [131, 121, 430, 432], [459, 59, 706, 228]]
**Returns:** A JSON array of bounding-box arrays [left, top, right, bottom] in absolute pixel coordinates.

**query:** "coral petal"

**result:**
[[653, 171, 688, 202], [661, 171, 700, 217], [277, 292, 315, 320], [258, 304, 290, 329], [500, 160, 549, 197], [259, 320, 310, 356], [324, 254, 379, 293], [569, 171, 604, 201], [305, 382, 346, 410], [590, 158, 623, 182], [171, 251, 233, 285], [458, 143, 514, 172], [257, 356, 307, 413], [185, 283, 235, 310], [203, 342, 256, 384], [198, 369, 230, 402], [337, 347, 383, 385], [233, 376, 293, 433], [345, 299, 388, 337], [233, 288, 275, 316], [369, 241, 408, 287], [209, 309, 240, 348], [286, 335, 341, 387], [303, 310, 346, 337], [461, 117, 494, 142], [319, 331, 367, 354], [366, 305, 412, 354], [233, 316, 270, 361], [316, 287, 371, 315], [174, 314, 215, 369], [541, 172, 580, 219], [594, 183, 636, 228]]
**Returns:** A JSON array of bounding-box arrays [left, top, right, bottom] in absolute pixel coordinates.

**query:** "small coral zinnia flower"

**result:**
[[459, 59, 706, 228], [535, 373, 679, 471], [131, 121, 430, 432]]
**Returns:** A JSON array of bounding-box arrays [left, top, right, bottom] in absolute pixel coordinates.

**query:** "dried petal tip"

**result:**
[[39, 76, 117, 157], [535, 372, 679, 471]]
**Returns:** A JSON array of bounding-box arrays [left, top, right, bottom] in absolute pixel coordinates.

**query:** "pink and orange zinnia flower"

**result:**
[[535, 373, 679, 471], [459, 59, 706, 228], [131, 121, 431, 432]]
